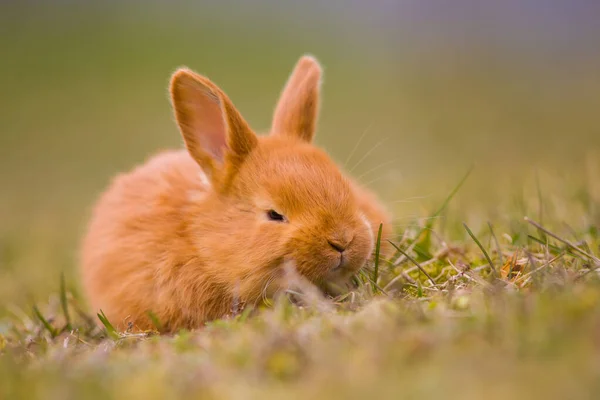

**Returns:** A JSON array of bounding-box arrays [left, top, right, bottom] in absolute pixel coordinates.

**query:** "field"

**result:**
[[3, 179, 600, 399], [2, 2, 600, 399]]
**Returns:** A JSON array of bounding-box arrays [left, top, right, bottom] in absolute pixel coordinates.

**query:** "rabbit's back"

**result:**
[[80, 149, 209, 330]]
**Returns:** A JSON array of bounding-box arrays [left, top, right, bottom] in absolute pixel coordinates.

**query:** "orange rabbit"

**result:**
[[80, 56, 392, 332]]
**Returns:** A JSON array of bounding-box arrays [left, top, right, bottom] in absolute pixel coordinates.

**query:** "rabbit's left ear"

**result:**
[[170, 68, 257, 189], [271, 55, 322, 142]]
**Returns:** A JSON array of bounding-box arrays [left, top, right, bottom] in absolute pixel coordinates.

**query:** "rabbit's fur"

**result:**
[[80, 56, 392, 332]]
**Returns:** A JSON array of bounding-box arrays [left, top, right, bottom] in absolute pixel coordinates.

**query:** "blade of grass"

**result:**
[[59, 272, 72, 331], [527, 235, 565, 254], [33, 305, 56, 338], [533, 171, 548, 243], [488, 222, 504, 266], [429, 165, 474, 225], [372, 223, 383, 290], [391, 167, 474, 264], [387, 240, 436, 287], [524, 217, 600, 265], [358, 269, 388, 295], [146, 310, 163, 332], [463, 223, 497, 275], [97, 310, 119, 340], [535, 170, 545, 226], [412, 165, 474, 258]]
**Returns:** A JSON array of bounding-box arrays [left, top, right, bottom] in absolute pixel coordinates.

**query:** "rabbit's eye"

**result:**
[[266, 209, 286, 222]]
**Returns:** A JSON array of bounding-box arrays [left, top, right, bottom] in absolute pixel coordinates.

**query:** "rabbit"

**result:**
[[80, 55, 392, 332]]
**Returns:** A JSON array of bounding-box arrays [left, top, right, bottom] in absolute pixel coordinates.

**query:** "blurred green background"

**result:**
[[1, 1, 600, 309]]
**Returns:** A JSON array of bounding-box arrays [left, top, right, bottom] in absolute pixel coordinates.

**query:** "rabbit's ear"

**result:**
[[271, 55, 322, 142], [170, 68, 257, 187]]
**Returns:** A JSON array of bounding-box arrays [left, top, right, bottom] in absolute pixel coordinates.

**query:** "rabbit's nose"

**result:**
[[328, 233, 353, 253], [328, 239, 347, 253]]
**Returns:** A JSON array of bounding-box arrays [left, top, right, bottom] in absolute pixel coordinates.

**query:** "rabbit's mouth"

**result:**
[[330, 250, 367, 275], [321, 257, 363, 289], [332, 255, 346, 271]]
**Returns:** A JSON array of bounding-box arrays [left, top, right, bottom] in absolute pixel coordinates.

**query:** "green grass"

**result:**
[[2, 3, 600, 399], [2, 172, 600, 399]]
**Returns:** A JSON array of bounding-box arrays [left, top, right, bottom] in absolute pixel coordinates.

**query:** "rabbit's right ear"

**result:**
[[170, 68, 257, 188], [271, 55, 322, 143]]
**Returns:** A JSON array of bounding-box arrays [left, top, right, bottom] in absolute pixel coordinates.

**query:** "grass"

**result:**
[[2, 4, 600, 399], [2, 170, 600, 400]]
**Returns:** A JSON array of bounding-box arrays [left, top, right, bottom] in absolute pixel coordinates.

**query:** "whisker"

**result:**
[[262, 272, 277, 302], [253, 269, 278, 308], [389, 219, 443, 230], [349, 137, 389, 173], [354, 160, 396, 182], [390, 215, 443, 222], [389, 223, 441, 230], [344, 123, 372, 167], [389, 224, 431, 230], [360, 175, 387, 188], [387, 195, 433, 204]]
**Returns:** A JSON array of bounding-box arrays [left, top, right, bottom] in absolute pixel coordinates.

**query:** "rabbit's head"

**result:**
[[170, 56, 386, 300]]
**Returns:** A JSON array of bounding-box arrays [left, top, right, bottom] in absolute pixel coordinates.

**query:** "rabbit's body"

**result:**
[[82, 150, 217, 331], [81, 56, 391, 332]]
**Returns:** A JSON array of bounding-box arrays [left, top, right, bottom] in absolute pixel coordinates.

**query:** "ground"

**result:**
[[2, 169, 600, 400]]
